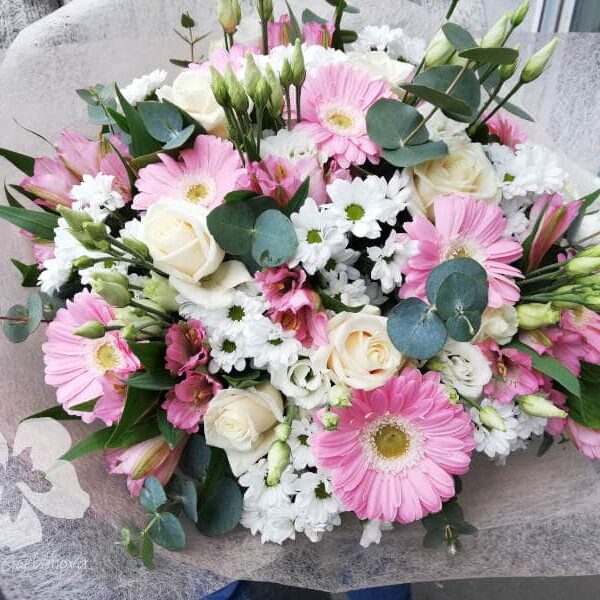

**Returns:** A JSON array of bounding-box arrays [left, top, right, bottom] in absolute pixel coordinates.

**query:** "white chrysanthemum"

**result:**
[[290, 197, 348, 274], [487, 142, 569, 199], [121, 69, 168, 106], [513, 405, 547, 441], [200, 290, 267, 338], [208, 334, 247, 373], [389, 35, 427, 65], [119, 217, 145, 242], [254, 43, 347, 77], [365, 277, 389, 306], [381, 170, 412, 225], [503, 197, 531, 240], [260, 129, 324, 164], [321, 268, 370, 307], [239, 460, 297, 508], [294, 471, 343, 543], [288, 417, 318, 470], [360, 520, 394, 548], [367, 231, 419, 294], [70, 173, 125, 222], [352, 25, 426, 65], [470, 399, 519, 464], [248, 322, 301, 372]]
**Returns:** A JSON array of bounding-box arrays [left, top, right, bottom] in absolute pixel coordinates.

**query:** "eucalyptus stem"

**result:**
[[468, 80, 502, 132], [446, 0, 461, 19], [479, 80, 523, 127], [0, 316, 50, 324]]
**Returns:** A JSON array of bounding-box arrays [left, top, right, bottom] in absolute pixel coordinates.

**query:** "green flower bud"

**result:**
[[322, 411, 340, 431], [218, 0, 241, 34], [280, 58, 294, 88], [424, 28, 454, 68], [244, 52, 261, 99], [575, 273, 600, 286], [447, 52, 467, 67], [444, 385, 460, 405], [257, 0, 273, 22], [265, 64, 284, 114], [266, 440, 291, 486], [516, 302, 561, 330], [73, 320, 106, 339], [211, 66, 230, 107], [479, 405, 506, 431], [585, 296, 600, 311], [481, 12, 510, 48], [57, 206, 92, 232], [82, 221, 107, 242], [518, 394, 567, 419], [121, 237, 150, 259], [565, 256, 600, 276], [225, 65, 249, 113], [121, 324, 138, 342], [254, 77, 272, 109], [328, 384, 352, 408], [142, 273, 179, 312], [274, 422, 291, 441], [72, 255, 96, 269], [511, 0, 530, 27], [579, 245, 600, 258], [521, 37, 559, 83], [500, 44, 520, 81], [90, 270, 131, 288], [425, 358, 444, 372], [291, 40, 306, 87], [93, 281, 132, 308]]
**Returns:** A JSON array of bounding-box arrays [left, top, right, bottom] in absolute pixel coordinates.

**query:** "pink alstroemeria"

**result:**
[[525, 193, 582, 272], [561, 307, 600, 357], [566, 420, 600, 460], [165, 320, 210, 376], [302, 21, 335, 47], [271, 300, 329, 348], [541, 377, 568, 437], [268, 15, 291, 49]]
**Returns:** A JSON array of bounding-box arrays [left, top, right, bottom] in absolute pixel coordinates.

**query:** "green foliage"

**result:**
[[108, 387, 159, 447], [251, 210, 298, 268], [459, 47, 519, 65], [126, 370, 178, 390], [197, 478, 243, 536], [3, 304, 31, 343], [158, 409, 182, 450], [302, 8, 327, 24], [0, 206, 59, 240], [441, 22, 477, 51], [140, 476, 168, 513], [11, 259, 41, 287], [180, 434, 212, 479], [128, 342, 167, 371], [0, 147, 35, 176], [318, 291, 364, 314], [283, 177, 310, 215], [422, 498, 477, 552], [565, 363, 600, 428], [22, 399, 96, 422], [148, 512, 186, 550], [222, 368, 265, 389], [285, 1, 302, 43]]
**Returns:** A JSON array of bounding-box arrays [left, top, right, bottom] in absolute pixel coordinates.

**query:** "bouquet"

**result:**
[[1, 0, 599, 567]]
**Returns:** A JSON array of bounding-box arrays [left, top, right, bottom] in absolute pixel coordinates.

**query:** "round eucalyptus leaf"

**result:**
[[180, 434, 212, 479], [39, 292, 66, 320], [366, 98, 429, 149], [137, 101, 184, 143], [162, 124, 196, 150], [207, 201, 255, 256], [387, 298, 448, 360], [140, 476, 167, 514], [445, 311, 482, 342], [399, 83, 472, 116], [197, 478, 243, 537], [148, 511, 186, 550], [251, 210, 298, 268], [2, 304, 30, 343], [26, 292, 43, 334], [426, 258, 488, 306], [459, 47, 519, 65], [382, 141, 448, 168]]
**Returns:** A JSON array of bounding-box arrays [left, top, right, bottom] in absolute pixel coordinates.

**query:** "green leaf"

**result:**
[[88, 102, 117, 126], [131, 152, 162, 169], [421, 499, 476, 550], [382, 141, 448, 167], [302, 8, 327, 24], [441, 22, 478, 52], [0, 206, 59, 240], [140, 534, 155, 569], [106, 107, 131, 134], [109, 387, 158, 447], [137, 101, 184, 143], [61, 427, 115, 461], [366, 98, 428, 149], [158, 409, 182, 450], [148, 512, 186, 550], [224, 190, 260, 203], [197, 478, 243, 536], [5, 181, 24, 208], [459, 47, 519, 65], [2, 305, 30, 343], [170, 59, 193, 69], [207, 201, 255, 256], [105, 420, 160, 450], [39, 293, 65, 320], [318, 291, 364, 313], [510, 341, 581, 398], [399, 83, 472, 116], [22, 399, 97, 422], [126, 370, 177, 390], [162, 124, 195, 150], [492, 96, 534, 122], [285, 1, 302, 43], [222, 368, 265, 389], [0, 147, 35, 176], [180, 435, 212, 479], [426, 258, 488, 306], [537, 431, 555, 457], [387, 298, 447, 360], [284, 177, 310, 215], [181, 12, 195, 28], [168, 475, 198, 523], [26, 292, 43, 334], [244, 195, 280, 219], [565, 363, 600, 428], [129, 342, 167, 372], [11, 259, 41, 287], [140, 476, 168, 513], [339, 30, 358, 44], [251, 210, 298, 268]]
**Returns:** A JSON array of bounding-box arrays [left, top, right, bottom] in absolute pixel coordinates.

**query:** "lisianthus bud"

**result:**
[[57, 206, 92, 231], [322, 411, 340, 431], [500, 45, 520, 80], [575, 273, 600, 286], [585, 296, 600, 311], [291, 40, 306, 87], [121, 237, 150, 259], [518, 394, 567, 419], [479, 405, 507, 431], [93, 281, 132, 308], [274, 422, 291, 441], [90, 270, 130, 288], [511, 0, 530, 27], [521, 37, 559, 83], [266, 440, 291, 486], [328, 384, 352, 408], [121, 324, 138, 341], [218, 0, 241, 34], [579, 245, 600, 258], [424, 28, 454, 68], [244, 53, 261, 98], [257, 0, 273, 22], [73, 320, 106, 339], [73, 256, 95, 269], [565, 256, 600, 275], [481, 12, 510, 48], [280, 58, 294, 88], [445, 384, 460, 405], [211, 66, 230, 107], [225, 65, 249, 113], [142, 273, 178, 312], [82, 221, 108, 242], [516, 302, 561, 330], [265, 64, 284, 114], [254, 77, 272, 109]]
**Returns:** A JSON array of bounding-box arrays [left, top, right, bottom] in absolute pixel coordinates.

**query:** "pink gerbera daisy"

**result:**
[[133, 135, 244, 210], [310, 369, 475, 523], [43, 290, 140, 421], [294, 63, 393, 169], [399, 194, 523, 307]]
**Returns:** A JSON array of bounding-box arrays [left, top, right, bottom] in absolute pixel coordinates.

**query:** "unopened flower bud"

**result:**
[[121, 324, 138, 341], [280, 59, 294, 88], [93, 281, 132, 308], [579, 245, 600, 258], [244, 53, 261, 99], [585, 296, 600, 311], [265, 64, 284, 114], [511, 0, 530, 27], [565, 256, 600, 276], [73, 256, 96, 269], [481, 12, 510, 48], [266, 440, 291, 486], [500, 44, 520, 81], [57, 206, 92, 231], [257, 0, 273, 22], [516, 302, 560, 330], [73, 320, 106, 339], [90, 270, 130, 288], [424, 28, 454, 68], [328, 384, 352, 408], [274, 422, 291, 441], [521, 37, 559, 83], [254, 77, 272, 109], [211, 66, 230, 107], [121, 237, 150, 259], [291, 40, 306, 87], [82, 221, 107, 242], [218, 0, 241, 34], [143, 273, 178, 312], [225, 65, 249, 113], [322, 411, 340, 431], [479, 405, 506, 431], [518, 394, 567, 419], [445, 385, 460, 405]]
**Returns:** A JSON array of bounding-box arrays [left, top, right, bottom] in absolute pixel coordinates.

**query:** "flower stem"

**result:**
[[130, 300, 174, 323], [479, 81, 523, 127]]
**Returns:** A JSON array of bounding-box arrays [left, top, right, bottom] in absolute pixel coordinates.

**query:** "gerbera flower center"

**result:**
[[307, 229, 322, 244], [373, 424, 410, 459], [442, 238, 485, 263], [345, 203, 365, 222], [186, 182, 210, 203], [94, 341, 120, 372], [320, 104, 363, 136]]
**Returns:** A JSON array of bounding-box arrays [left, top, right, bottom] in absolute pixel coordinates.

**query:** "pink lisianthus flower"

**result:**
[[105, 435, 187, 496], [43, 290, 140, 421], [271, 302, 329, 348], [310, 369, 475, 523], [479, 339, 544, 403], [268, 15, 291, 49], [525, 193, 582, 272], [165, 320, 209, 376], [294, 63, 393, 168], [485, 112, 527, 149], [302, 21, 335, 47], [133, 134, 243, 210], [162, 372, 223, 433], [399, 194, 523, 308], [566, 420, 600, 460], [94, 373, 127, 426], [255, 265, 314, 313]]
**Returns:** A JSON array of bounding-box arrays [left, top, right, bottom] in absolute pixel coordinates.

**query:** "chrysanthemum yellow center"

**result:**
[[186, 183, 210, 203], [326, 110, 354, 130], [94, 341, 120, 372], [307, 229, 322, 244], [373, 424, 410, 459], [345, 203, 365, 222]]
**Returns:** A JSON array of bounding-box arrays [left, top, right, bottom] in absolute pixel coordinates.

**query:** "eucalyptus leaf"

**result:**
[[366, 99, 428, 149], [251, 210, 298, 268], [140, 535, 155, 569], [285, 1, 302, 43], [426, 258, 488, 306], [168, 475, 199, 523], [197, 478, 243, 536], [140, 476, 168, 513], [207, 201, 255, 256], [224, 190, 259, 203], [441, 22, 478, 52], [26, 292, 43, 334], [459, 47, 519, 65], [302, 8, 327, 24], [2, 305, 30, 343], [162, 124, 196, 150], [382, 141, 448, 168], [180, 435, 212, 479], [148, 512, 186, 550], [39, 293, 65, 320], [399, 83, 472, 116], [137, 101, 184, 143]]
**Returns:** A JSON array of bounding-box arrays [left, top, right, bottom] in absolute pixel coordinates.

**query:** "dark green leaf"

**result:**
[[382, 141, 448, 167], [168, 475, 199, 523], [140, 476, 168, 513], [0, 147, 35, 176], [285, 1, 302, 43], [426, 258, 488, 306], [127, 370, 177, 390], [181, 12, 195, 28], [244, 195, 280, 219], [162, 124, 195, 150], [318, 291, 364, 313], [2, 305, 30, 343], [222, 368, 265, 389], [22, 399, 96, 422], [441, 22, 478, 51], [202, 447, 232, 498], [387, 298, 447, 360], [537, 431, 555, 457], [25, 292, 43, 334], [492, 96, 534, 121], [170, 58, 193, 69], [197, 478, 243, 536], [106, 108, 131, 134], [137, 101, 184, 143], [302, 8, 327, 24], [366, 98, 428, 149], [61, 427, 115, 461], [224, 189, 260, 203], [129, 342, 167, 371], [158, 409, 182, 450], [284, 177, 310, 215], [399, 83, 472, 116], [565, 363, 600, 429], [11, 259, 41, 287], [339, 30, 358, 44], [459, 47, 519, 65], [140, 534, 155, 569], [251, 210, 298, 268], [180, 434, 212, 479], [148, 512, 186, 550], [5, 181, 24, 208], [39, 293, 65, 320], [131, 152, 162, 169], [109, 387, 158, 447], [0, 206, 59, 240], [207, 201, 255, 256]]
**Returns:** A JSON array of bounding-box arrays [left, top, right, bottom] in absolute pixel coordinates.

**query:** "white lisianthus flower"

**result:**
[[347, 51, 413, 89], [474, 305, 519, 345], [120, 69, 167, 106], [367, 231, 419, 294], [360, 520, 394, 548], [435, 340, 492, 400], [70, 173, 125, 222], [271, 352, 332, 411], [260, 129, 324, 163]]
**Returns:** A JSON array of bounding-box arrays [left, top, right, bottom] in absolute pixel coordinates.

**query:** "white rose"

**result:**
[[270, 352, 331, 411], [407, 142, 501, 220], [314, 307, 405, 391], [142, 200, 224, 283], [474, 305, 518, 345], [157, 69, 228, 138], [347, 51, 413, 89], [435, 340, 492, 400], [204, 383, 284, 476]]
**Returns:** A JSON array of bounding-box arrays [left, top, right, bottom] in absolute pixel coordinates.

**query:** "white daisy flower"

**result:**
[[470, 399, 519, 464], [367, 231, 419, 294], [248, 322, 301, 372], [70, 173, 125, 222], [290, 197, 348, 274], [352, 25, 404, 53], [239, 460, 297, 509], [513, 405, 547, 442], [360, 520, 394, 548], [208, 334, 247, 373], [120, 69, 168, 106], [380, 170, 412, 225], [202, 290, 268, 338], [321, 268, 370, 307], [254, 44, 347, 77], [288, 418, 318, 470]]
